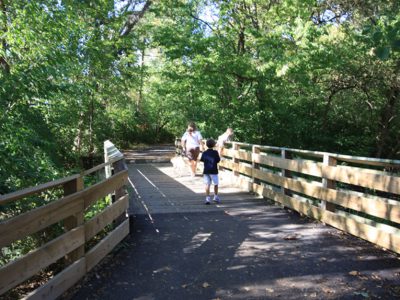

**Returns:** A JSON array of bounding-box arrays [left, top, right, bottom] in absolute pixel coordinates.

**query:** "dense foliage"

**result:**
[[1, 0, 399, 194]]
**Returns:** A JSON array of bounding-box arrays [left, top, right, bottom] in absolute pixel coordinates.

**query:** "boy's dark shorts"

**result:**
[[186, 147, 200, 161]]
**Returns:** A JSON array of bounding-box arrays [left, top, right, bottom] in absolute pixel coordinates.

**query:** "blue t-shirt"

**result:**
[[200, 149, 220, 174]]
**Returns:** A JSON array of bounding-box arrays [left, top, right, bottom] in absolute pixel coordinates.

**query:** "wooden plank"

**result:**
[[233, 150, 252, 162], [219, 160, 252, 177], [220, 159, 234, 169], [254, 153, 394, 176], [321, 154, 336, 211], [258, 146, 324, 158], [232, 143, 240, 177], [0, 227, 84, 295], [0, 196, 83, 249], [63, 177, 85, 264], [86, 219, 129, 272], [254, 184, 400, 254], [223, 149, 235, 158], [320, 210, 400, 253], [84, 170, 128, 209], [0, 174, 80, 206], [23, 258, 86, 300], [323, 165, 400, 195], [85, 195, 129, 241], [83, 162, 109, 176], [331, 154, 400, 168], [0, 170, 127, 248], [232, 163, 253, 177], [253, 168, 284, 186], [220, 148, 229, 157], [83, 157, 124, 176], [252, 145, 261, 187], [281, 149, 293, 197], [255, 145, 400, 168], [253, 169, 400, 223], [253, 154, 400, 195], [254, 153, 324, 176]]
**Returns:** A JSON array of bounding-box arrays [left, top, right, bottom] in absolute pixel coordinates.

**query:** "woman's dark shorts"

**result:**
[[186, 147, 200, 161]]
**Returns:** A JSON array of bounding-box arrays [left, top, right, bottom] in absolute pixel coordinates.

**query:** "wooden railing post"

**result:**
[[281, 149, 292, 196], [232, 142, 240, 182], [175, 137, 181, 156], [112, 159, 128, 226], [252, 145, 261, 191], [321, 154, 336, 212], [63, 176, 85, 264]]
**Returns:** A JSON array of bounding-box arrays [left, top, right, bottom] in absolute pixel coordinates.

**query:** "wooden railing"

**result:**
[[176, 138, 400, 254], [0, 140, 129, 299]]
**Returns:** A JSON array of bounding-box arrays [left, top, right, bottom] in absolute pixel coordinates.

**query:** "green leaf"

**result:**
[[375, 46, 390, 60], [392, 39, 400, 51], [372, 31, 383, 43]]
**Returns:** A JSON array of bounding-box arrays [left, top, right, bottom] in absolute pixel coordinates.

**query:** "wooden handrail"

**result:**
[[175, 137, 400, 168], [175, 139, 400, 254], [0, 174, 81, 206], [0, 140, 129, 298]]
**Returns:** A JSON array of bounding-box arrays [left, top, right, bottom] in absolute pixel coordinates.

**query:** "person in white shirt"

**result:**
[[181, 122, 203, 177], [216, 127, 234, 156]]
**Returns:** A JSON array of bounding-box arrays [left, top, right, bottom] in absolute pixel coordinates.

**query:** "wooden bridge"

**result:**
[[1, 141, 400, 299]]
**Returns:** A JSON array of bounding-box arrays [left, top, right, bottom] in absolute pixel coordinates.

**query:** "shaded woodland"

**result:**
[[1, 0, 399, 194]]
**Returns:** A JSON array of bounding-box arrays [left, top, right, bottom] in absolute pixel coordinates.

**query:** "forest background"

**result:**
[[1, 0, 399, 195]]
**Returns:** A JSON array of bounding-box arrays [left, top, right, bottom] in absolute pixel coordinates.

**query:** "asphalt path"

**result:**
[[64, 161, 400, 300]]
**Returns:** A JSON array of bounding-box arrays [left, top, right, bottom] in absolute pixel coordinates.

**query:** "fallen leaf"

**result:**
[[202, 282, 210, 288], [284, 234, 299, 240], [371, 274, 382, 280], [181, 284, 188, 289], [266, 288, 274, 293], [322, 288, 335, 294], [349, 271, 360, 276]]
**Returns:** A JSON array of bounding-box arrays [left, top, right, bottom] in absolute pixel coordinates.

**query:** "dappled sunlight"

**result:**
[[183, 232, 212, 254], [234, 240, 274, 258], [226, 264, 247, 271], [155, 163, 243, 194], [69, 162, 400, 300]]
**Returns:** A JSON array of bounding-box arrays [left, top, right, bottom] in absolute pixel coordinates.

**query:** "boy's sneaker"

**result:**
[[205, 196, 211, 205], [213, 195, 221, 203]]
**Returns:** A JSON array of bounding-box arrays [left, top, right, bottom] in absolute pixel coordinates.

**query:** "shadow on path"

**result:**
[[64, 163, 400, 300]]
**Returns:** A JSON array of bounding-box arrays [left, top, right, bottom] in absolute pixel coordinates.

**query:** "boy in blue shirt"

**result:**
[[200, 139, 221, 204]]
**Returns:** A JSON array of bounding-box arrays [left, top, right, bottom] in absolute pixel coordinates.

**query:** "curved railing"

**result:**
[[0, 140, 129, 299]]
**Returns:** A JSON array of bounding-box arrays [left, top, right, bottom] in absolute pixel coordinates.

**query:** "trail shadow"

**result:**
[[65, 163, 400, 300]]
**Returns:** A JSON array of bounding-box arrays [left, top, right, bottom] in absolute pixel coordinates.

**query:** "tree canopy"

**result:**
[[1, 0, 399, 194]]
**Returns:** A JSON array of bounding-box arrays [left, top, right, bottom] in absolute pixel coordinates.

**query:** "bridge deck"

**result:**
[[65, 162, 400, 300]]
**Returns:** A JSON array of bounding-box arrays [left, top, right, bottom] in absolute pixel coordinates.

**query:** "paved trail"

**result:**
[[65, 161, 400, 300]]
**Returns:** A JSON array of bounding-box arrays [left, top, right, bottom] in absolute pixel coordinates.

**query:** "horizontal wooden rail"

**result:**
[[174, 139, 400, 254], [0, 140, 129, 298], [0, 174, 81, 206]]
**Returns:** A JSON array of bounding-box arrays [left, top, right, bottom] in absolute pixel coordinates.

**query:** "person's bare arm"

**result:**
[[181, 139, 186, 152]]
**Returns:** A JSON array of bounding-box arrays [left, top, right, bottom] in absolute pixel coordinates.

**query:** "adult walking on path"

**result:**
[[217, 127, 234, 156], [181, 122, 203, 177]]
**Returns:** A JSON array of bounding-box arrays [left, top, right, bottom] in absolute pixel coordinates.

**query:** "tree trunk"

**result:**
[[375, 87, 399, 158], [0, 0, 10, 74], [137, 45, 145, 113]]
